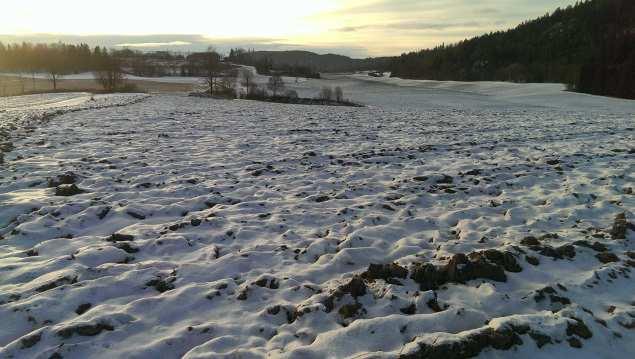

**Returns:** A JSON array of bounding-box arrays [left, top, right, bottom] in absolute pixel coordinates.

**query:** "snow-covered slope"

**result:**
[[345, 73, 635, 112], [0, 83, 633, 359]]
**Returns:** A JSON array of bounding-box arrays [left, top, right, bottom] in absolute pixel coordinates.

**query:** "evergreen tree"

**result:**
[[388, 0, 634, 99]]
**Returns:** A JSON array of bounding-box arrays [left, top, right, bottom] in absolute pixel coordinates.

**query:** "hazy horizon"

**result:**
[[2, 0, 580, 57]]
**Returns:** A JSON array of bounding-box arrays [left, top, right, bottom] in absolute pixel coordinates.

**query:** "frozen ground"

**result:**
[[0, 79, 634, 359]]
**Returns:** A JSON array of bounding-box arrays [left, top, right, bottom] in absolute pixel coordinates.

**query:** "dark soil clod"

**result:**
[[361, 263, 408, 284], [400, 303, 417, 315], [47, 172, 77, 188], [20, 332, 42, 349], [610, 213, 633, 239], [410, 250, 520, 291], [596, 252, 619, 263], [146, 277, 175, 293], [75, 303, 92, 315], [55, 184, 84, 196], [107, 233, 135, 242], [56, 322, 114, 338], [400, 327, 524, 359], [566, 318, 593, 339]]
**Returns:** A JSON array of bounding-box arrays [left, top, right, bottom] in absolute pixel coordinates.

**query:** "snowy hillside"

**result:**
[[0, 80, 634, 358]]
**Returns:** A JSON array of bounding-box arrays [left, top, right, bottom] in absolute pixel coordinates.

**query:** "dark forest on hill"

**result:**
[[389, 0, 635, 99]]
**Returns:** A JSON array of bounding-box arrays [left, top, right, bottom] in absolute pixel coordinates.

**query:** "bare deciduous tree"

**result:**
[[246, 82, 259, 97], [94, 55, 125, 92], [202, 47, 222, 96], [219, 69, 238, 97], [253, 85, 267, 98], [267, 73, 285, 97], [240, 68, 254, 96], [334, 86, 344, 102], [46, 49, 66, 91]]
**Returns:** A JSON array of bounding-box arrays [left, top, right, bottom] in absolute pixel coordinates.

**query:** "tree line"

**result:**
[[0, 42, 129, 92], [388, 0, 634, 99]]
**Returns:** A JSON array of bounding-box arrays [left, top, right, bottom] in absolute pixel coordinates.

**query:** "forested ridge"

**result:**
[[389, 0, 634, 99], [226, 49, 390, 78]]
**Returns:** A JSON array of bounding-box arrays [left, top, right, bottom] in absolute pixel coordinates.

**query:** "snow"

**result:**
[[1, 71, 207, 84], [0, 77, 634, 359], [1, 66, 308, 86], [1, 72, 97, 81], [345, 72, 635, 112]]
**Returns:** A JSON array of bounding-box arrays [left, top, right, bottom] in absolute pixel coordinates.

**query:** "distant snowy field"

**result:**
[[0, 78, 634, 359], [0, 68, 308, 87]]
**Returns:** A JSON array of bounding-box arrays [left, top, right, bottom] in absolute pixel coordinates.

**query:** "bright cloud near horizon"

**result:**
[[1, 0, 580, 56]]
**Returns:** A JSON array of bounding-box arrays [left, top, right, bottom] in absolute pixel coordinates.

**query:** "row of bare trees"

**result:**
[[196, 47, 288, 99], [196, 48, 242, 97]]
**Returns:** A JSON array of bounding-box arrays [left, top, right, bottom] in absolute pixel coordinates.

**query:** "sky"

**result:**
[[0, 0, 580, 57]]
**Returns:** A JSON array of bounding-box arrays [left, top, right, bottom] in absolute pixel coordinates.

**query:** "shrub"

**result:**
[[285, 89, 299, 98]]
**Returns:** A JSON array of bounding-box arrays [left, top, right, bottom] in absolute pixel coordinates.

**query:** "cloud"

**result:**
[[319, 0, 571, 18], [318, 0, 429, 17], [0, 34, 283, 50], [335, 21, 485, 32], [336, 25, 372, 33], [476, 7, 500, 15], [115, 41, 192, 48], [0, 33, 371, 58]]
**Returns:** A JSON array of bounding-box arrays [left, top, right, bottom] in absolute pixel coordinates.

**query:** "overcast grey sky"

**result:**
[[0, 0, 580, 57]]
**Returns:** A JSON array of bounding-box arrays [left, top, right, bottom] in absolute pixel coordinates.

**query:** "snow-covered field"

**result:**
[[0, 79, 634, 359], [1, 72, 201, 84], [1, 68, 308, 87]]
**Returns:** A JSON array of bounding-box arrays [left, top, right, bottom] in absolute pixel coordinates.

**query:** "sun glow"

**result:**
[[0, 0, 337, 37]]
